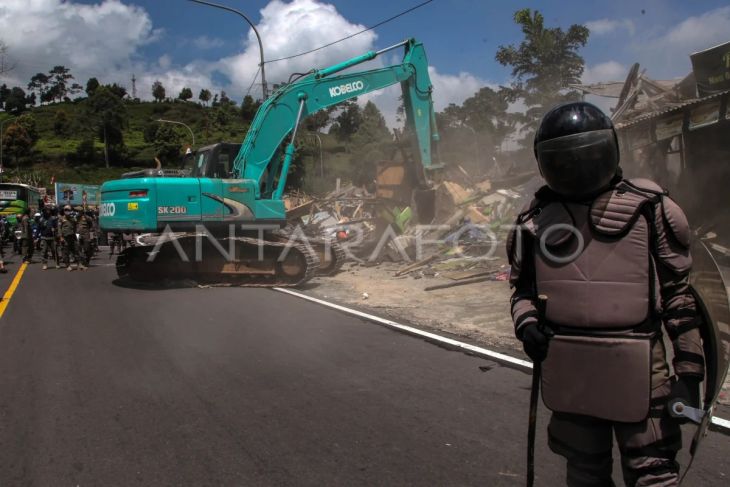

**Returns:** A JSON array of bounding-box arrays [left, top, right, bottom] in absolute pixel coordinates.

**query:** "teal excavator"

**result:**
[[99, 38, 441, 286]]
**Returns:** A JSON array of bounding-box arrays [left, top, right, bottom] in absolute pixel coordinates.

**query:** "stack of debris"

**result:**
[[284, 167, 543, 289], [285, 184, 377, 245]]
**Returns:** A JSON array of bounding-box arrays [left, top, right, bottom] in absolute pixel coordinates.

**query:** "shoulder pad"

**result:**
[[590, 182, 654, 236], [660, 196, 691, 248], [507, 200, 536, 267], [624, 178, 666, 195], [653, 195, 692, 273]]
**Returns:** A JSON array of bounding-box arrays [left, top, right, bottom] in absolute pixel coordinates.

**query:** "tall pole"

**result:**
[[188, 0, 268, 100], [156, 119, 195, 149], [0, 115, 16, 182]]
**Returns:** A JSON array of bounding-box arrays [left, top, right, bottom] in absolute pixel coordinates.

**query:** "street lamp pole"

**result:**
[[156, 119, 195, 149], [188, 0, 268, 100], [0, 115, 17, 182]]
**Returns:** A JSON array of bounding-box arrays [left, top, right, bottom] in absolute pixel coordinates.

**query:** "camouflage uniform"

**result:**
[[76, 213, 92, 267], [59, 213, 80, 269], [19, 213, 33, 263]]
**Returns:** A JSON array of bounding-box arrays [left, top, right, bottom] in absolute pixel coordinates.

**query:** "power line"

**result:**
[[264, 0, 436, 64], [245, 66, 260, 97]]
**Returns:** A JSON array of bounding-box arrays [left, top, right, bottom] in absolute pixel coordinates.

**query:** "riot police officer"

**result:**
[[508, 102, 704, 486], [59, 205, 81, 270]]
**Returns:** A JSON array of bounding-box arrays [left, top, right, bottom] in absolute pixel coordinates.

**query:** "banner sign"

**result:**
[[691, 41, 730, 97], [54, 182, 101, 207]]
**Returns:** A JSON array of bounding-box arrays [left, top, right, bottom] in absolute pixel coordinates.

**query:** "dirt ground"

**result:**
[[302, 259, 521, 352], [301, 261, 730, 406]]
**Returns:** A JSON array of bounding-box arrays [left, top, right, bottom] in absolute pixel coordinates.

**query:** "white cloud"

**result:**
[[158, 55, 172, 70], [216, 0, 378, 98], [0, 0, 489, 127], [585, 18, 635, 36], [192, 36, 225, 50], [661, 6, 730, 52], [0, 0, 159, 88], [428, 67, 490, 112], [582, 61, 626, 84], [635, 6, 730, 78]]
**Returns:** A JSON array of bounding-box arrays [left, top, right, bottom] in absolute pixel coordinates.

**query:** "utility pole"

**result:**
[[131, 73, 137, 99], [188, 0, 268, 100]]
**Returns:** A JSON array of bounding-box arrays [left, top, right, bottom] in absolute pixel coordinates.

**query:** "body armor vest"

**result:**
[[520, 180, 664, 331]]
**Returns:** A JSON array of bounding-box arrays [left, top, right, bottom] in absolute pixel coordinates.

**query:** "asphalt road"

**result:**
[[0, 255, 728, 486]]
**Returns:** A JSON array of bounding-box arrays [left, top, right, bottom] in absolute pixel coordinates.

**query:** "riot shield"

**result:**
[[687, 239, 730, 453]]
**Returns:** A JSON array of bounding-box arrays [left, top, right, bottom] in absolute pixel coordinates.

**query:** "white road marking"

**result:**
[[273, 287, 730, 434]]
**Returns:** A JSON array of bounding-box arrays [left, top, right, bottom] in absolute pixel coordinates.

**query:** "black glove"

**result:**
[[521, 323, 551, 363]]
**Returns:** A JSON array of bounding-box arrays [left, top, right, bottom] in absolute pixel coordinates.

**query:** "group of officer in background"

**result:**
[[1, 205, 101, 271]]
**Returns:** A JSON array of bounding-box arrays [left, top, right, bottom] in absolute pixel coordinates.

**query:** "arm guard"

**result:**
[[653, 194, 705, 379], [508, 201, 539, 340]]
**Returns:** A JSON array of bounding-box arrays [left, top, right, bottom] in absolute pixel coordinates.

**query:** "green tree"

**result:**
[[53, 109, 70, 135], [0, 84, 9, 109], [86, 77, 100, 97], [198, 88, 211, 106], [27, 73, 50, 102], [15, 114, 38, 144], [68, 82, 83, 99], [496, 8, 589, 136], [178, 87, 193, 101], [349, 102, 392, 185], [87, 86, 127, 168], [106, 83, 127, 99], [240, 95, 260, 122], [47, 65, 75, 102], [334, 100, 362, 141], [152, 124, 183, 166], [1, 122, 32, 165], [152, 80, 166, 102], [214, 106, 229, 127], [219, 91, 234, 106], [75, 138, 96, 165], [304, 106, 335, 132], [143, 122, 158, 143], [4, 86, 26, 114]]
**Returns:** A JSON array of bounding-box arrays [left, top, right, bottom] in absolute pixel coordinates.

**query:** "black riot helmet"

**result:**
[[534, 101, 619, 199]]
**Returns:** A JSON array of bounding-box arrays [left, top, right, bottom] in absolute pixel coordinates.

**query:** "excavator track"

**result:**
[[313, 240, 347, 276], [115, 234, 318, 287]]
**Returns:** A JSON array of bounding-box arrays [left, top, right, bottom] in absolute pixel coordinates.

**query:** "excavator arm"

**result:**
[[100, 38, 440, 235], [234, 38, 441, 200]]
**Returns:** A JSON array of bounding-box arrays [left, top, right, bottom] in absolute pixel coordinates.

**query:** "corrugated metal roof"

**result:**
[[616, 89, 730, 129]]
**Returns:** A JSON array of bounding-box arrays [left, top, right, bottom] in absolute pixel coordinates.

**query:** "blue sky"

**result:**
[[127, 0, 730, 82], [1, 0, 729, 123]]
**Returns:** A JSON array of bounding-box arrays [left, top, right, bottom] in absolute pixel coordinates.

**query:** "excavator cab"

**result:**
[[184, 143, 241, 179]]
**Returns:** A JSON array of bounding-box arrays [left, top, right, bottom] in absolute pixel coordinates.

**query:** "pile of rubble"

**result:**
[[285, 170, 543, 290]]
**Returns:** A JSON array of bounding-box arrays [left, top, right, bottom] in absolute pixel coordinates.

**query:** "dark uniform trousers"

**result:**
[[62, 235, 80, 267], [40, 237, 58, 265]]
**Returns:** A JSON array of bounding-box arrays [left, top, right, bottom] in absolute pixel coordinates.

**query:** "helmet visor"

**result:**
[[536, 129, 619, 198]]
